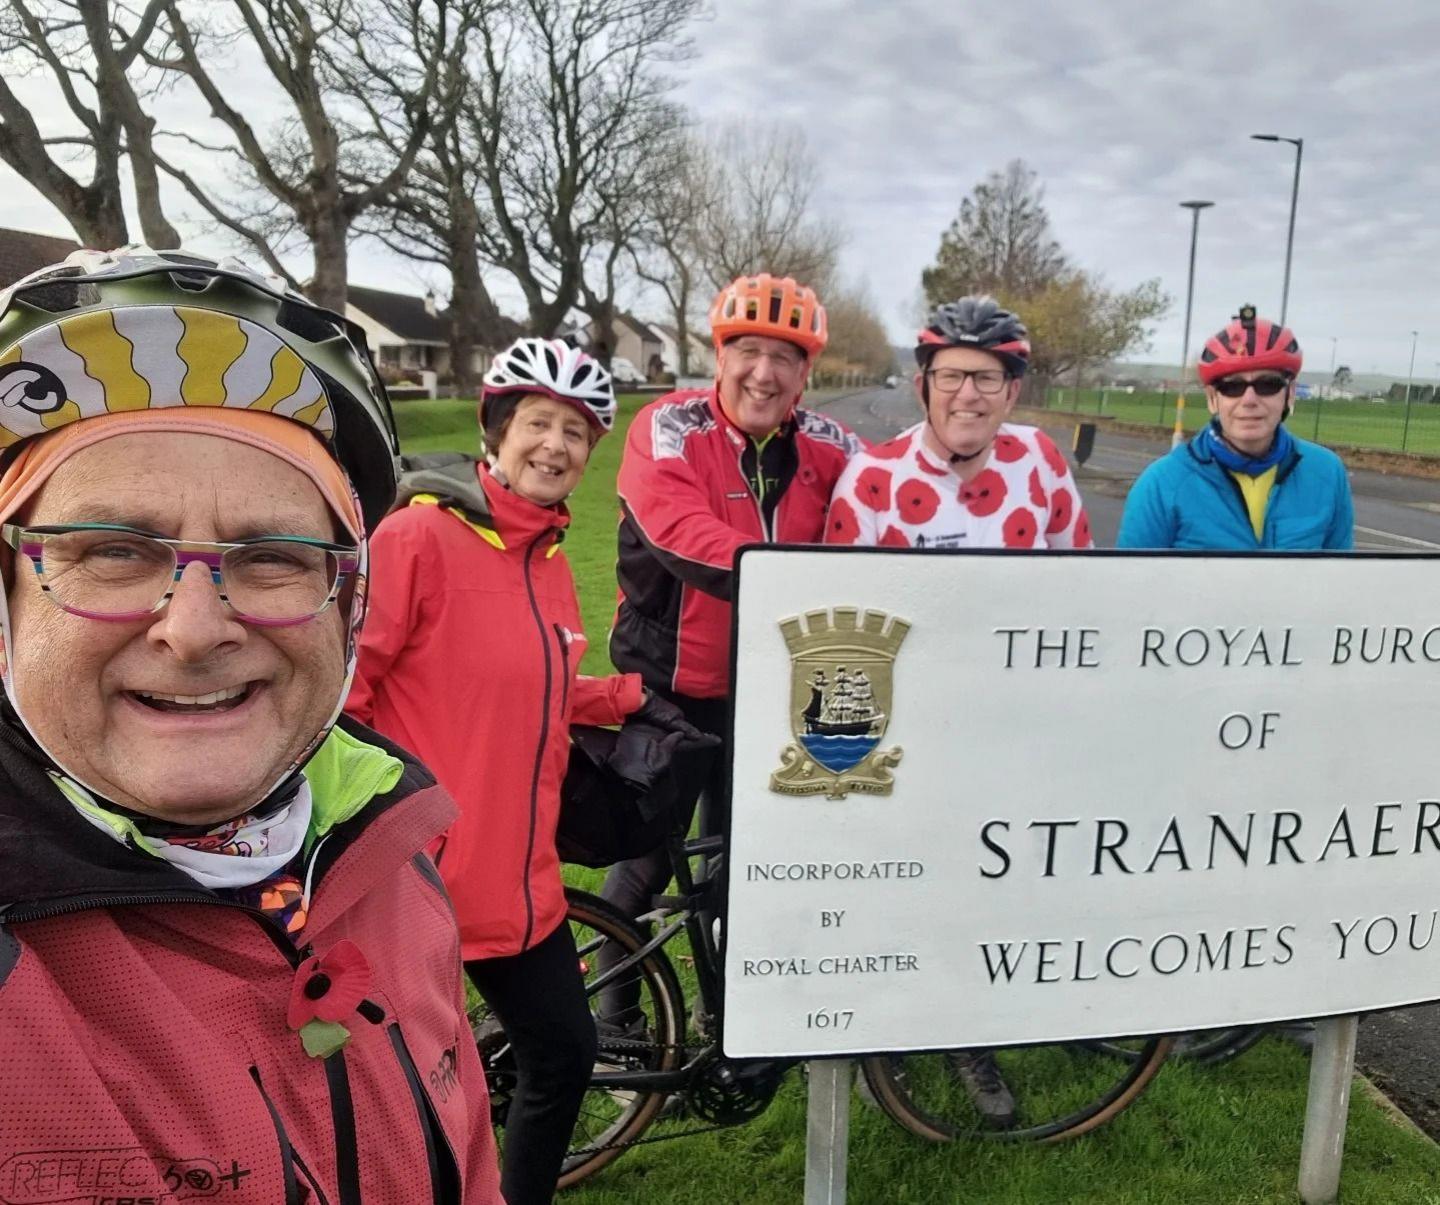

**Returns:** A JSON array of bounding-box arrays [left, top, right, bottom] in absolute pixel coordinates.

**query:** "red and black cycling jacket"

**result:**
[[612, 388, 861, 699]]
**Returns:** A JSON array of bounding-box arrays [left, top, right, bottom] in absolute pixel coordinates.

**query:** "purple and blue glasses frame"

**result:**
[[1, 522, 360, 627]]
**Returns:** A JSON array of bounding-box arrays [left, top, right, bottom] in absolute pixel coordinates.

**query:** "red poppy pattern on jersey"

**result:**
[[896, 478, 941, 525], [1028, 467, 1047, 509], [824, 421, 1093, 551], [959, 468, 1007, 517], [855, 466, 893, 510], [827, 495, 860, 544], [869, 434, 912, 459]]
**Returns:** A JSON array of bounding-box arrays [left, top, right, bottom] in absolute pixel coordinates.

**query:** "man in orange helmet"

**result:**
[[600, 275, 861, 1023]]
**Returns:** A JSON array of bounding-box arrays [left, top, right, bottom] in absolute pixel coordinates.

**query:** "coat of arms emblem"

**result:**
[[770, 607, 910, 799]]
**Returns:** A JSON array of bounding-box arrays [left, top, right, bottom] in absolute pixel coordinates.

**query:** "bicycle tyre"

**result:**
[[1087, 1024, 1268, 1067], [472, 888, 686, 1189], [859, 1035, 1174, 1144]]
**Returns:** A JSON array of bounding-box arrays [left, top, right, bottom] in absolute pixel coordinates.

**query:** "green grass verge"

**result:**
[[1044, 387, 1440, 456], [396, 395, 1440, 1203]]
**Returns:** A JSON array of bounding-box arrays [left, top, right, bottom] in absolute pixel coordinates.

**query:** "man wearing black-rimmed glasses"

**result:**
[[1118, 305, 1353, 549]]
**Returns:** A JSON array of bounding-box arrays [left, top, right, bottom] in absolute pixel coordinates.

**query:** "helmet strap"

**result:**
[[921, 388, 993, 466]]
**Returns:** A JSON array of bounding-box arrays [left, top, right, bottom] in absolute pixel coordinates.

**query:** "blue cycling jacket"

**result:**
[[1117, 432, 1354, 550]]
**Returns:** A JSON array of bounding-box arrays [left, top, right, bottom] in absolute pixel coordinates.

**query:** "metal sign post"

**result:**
[[804, 1059, 852, 1205], [1298, 1015, 1360, 1204]]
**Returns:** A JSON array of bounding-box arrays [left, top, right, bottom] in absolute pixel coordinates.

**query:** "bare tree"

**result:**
[[921, 160, 1168, 400], [629, 130, 706, 375], [691, 120, 843, 292], [355, 0, 512, 388], [461, 0, 700, 336], [818, 283, 895, 380], [0, 0, 179, 247], [921, 159, 1069, 306], [147, 0, 454, 309]]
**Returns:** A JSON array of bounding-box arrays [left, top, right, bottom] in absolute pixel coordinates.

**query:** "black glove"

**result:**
[[632, 691, 721, 750]]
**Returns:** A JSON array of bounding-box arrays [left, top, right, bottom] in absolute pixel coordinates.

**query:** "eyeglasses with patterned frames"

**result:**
[[2, 523, 360, 627]]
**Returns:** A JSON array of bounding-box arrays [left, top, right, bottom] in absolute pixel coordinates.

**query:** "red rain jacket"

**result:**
[[611, 389, 861, 699], [0, 718, 501, 1205], [347, 459, 642, 960]]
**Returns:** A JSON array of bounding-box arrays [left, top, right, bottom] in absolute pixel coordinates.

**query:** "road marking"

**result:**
[[1354, 525, 1440, 549]]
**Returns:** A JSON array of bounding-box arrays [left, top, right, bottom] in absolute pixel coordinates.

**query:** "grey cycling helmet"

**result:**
[[916, 295, 1031, 377], [0, 246, 400, 530]]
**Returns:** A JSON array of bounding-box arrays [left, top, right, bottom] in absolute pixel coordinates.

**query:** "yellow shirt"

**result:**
[[1229, 467, 1278, 541]]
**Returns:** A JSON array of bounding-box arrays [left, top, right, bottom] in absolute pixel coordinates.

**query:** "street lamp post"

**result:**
[[1251, 134, 1304, 326], [1173, 200, 1214, 447], [1402, 330, 1419, 450]]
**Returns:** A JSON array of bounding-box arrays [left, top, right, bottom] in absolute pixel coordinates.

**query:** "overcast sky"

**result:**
[[3, 0, 1437, 379]]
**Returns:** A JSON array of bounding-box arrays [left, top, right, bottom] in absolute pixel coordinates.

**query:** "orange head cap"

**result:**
[[708, 274, 828, 360]]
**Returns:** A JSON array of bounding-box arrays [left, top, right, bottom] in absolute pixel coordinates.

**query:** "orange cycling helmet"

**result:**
[[709, 274, 828, 359]]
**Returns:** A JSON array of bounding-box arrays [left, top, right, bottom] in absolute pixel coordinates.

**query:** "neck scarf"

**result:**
[[1199, 419, 1293, 476], [59, 774, 314, 935]]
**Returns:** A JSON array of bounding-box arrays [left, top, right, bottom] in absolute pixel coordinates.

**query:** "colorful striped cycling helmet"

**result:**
[[709, 274, 828, 359], [916, 296, 1031, 377], [0, 246, 400, 531], [1197, 305, 1302, 385], [481, 337, 616, 436]]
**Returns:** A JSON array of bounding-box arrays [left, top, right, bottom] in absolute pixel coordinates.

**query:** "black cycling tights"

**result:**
[[466, 921, 597, 1205]]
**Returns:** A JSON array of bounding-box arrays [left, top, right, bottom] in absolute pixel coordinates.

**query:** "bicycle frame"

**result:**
[[584, 830, 795, 1093]]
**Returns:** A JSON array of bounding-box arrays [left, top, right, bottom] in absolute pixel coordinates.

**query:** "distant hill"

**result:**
[[1104, 361, 1431, 397]]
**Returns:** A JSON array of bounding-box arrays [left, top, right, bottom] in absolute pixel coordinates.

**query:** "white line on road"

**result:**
[[1353, 525, 1440, 549]]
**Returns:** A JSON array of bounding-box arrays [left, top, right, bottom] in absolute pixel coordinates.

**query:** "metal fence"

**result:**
[[1040, 387, 1440, 457]]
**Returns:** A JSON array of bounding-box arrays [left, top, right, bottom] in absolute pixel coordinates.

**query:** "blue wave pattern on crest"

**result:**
[[800, 733, 879, 773]]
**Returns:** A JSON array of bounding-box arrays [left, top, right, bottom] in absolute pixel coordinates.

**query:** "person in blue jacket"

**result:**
[[1118, 305, 1353, 550]]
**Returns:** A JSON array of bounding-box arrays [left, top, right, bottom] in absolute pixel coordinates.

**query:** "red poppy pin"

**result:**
[[287, 939, 372, 1058]]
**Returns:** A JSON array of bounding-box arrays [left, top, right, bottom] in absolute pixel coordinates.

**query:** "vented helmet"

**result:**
[[916, 296, 1031, 377], [481, 337, 616, 434]]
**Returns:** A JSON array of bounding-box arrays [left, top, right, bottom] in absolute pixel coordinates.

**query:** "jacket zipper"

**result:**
[[5, 891, 373, 1205], [1, 891, 299, 961], [734, 442, 771, 541], [555, 623, 572, 716], [251, 1066, 321, 1205], [323, 1054, 363, 1205], [519, 531, 553, 951], [387, 1024, 461, 1204]]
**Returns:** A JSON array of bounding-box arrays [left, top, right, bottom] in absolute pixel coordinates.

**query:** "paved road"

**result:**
[[817, 385, 1440, 1138]]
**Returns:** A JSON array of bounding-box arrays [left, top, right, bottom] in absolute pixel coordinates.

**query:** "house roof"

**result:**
[[654, 322, 713, 347], [347, 284, 448, 344], [616, 311, 663, 343], [0, 227, 81, 289]]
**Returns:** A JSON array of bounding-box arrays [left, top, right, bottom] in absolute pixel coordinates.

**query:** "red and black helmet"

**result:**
[[1197, 305, 1302, 384], [916, 296, 1031, 377]]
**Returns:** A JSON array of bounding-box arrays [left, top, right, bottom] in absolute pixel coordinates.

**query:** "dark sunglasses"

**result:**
[[1213, 376, 1291, 399]]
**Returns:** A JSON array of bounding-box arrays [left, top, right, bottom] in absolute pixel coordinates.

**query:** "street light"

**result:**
[[1173, 200, 1214, 447], [1251, 134, 1304, 326], [1401, 330, 1419, 450]]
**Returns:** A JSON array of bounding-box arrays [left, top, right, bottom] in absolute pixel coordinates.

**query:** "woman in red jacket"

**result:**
[[347, 337, 697, 1203]]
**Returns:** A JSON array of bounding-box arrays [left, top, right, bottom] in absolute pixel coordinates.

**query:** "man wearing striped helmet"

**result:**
[[1119, 305, 1353, 549]]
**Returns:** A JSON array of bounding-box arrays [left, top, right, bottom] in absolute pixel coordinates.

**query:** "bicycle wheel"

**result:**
[[471, 888, 686, 1189], [859, 1035, 1173, 1144], [1088, 1025, 1268, 1067]]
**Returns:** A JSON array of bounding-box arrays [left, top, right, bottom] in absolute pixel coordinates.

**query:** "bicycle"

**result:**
[[471, 830, 1176, 1186]]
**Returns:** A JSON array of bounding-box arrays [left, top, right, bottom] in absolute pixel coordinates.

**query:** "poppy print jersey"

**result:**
[[824, 421, 1093, 550]]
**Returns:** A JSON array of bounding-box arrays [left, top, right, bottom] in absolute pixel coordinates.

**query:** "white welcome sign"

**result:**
[[722, 548, 1440, 1059]]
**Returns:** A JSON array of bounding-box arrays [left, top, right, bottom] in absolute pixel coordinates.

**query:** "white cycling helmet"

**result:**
[[481, 337, 616, 435]]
